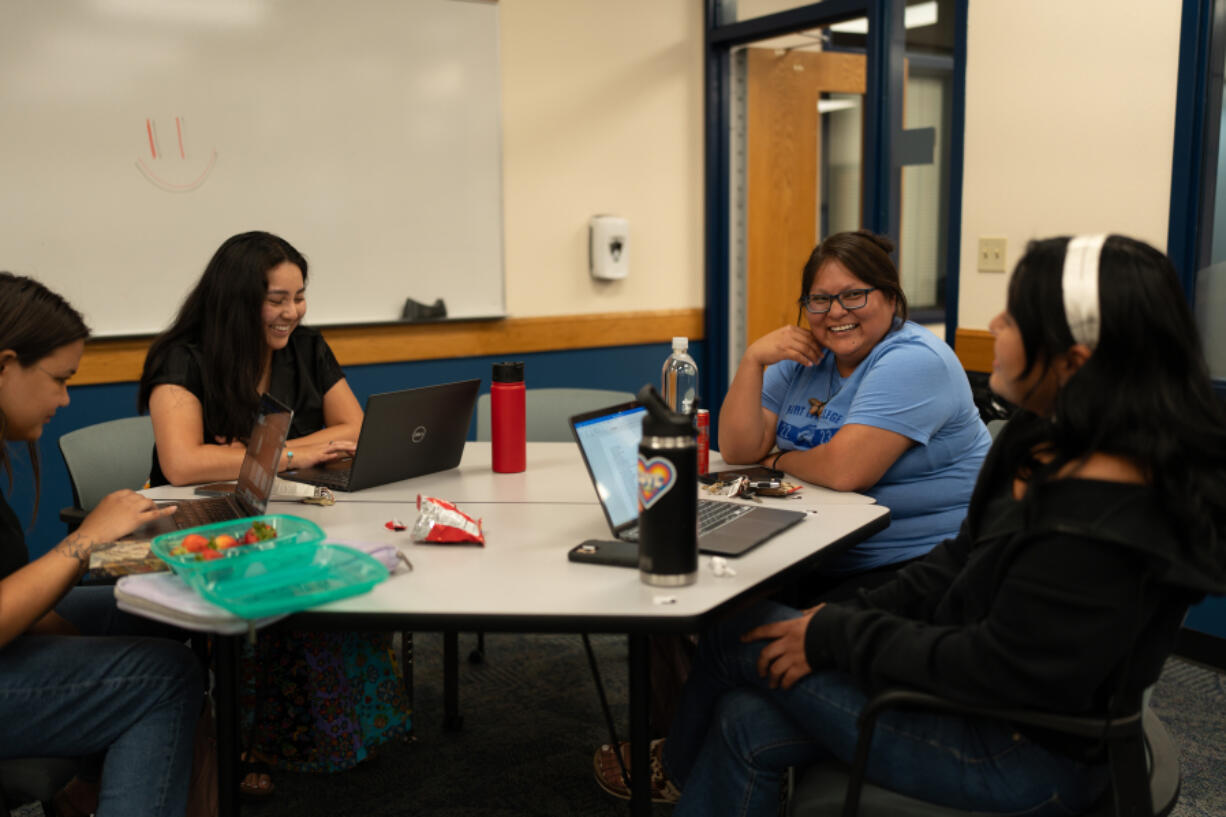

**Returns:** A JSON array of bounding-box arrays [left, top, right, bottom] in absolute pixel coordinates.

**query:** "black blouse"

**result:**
[[0, 490, 29, 581], [144, 327, 345, 486]]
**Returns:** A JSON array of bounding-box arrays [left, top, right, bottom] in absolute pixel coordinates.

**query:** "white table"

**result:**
[[146, 441, 878, 511], [142, 441, 888, 817]]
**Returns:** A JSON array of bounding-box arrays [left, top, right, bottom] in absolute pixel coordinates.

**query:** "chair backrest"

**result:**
[[58, 415, 155, 511], [475, 387, 636, 443]]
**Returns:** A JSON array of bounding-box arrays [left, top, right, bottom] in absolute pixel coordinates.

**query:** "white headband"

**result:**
[[1061, 234, 1107, 349]]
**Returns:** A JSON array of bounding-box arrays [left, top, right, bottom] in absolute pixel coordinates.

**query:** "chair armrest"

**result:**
[[59, 506, 86, 532], [841, 689, 1146, 817], [860, 689, 1141, 740]]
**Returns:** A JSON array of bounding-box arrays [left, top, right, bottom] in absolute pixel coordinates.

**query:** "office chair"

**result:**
[[437, 388, 635, 728], [786, 688, 1180, 817], [58, 415, 155, 531], [475, 386, 637, 444]]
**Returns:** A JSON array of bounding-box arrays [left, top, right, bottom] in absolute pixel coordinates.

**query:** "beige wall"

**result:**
[[500, 2, 1186, 331], [500, 0, 705, 318], [958, 0, 1182, 329]]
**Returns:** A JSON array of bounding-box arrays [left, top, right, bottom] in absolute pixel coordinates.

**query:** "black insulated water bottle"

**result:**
[[636, 384, 698, 587]]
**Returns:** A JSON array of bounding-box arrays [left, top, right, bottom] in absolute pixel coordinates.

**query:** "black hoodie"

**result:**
[[805, 414, 1226, 739]]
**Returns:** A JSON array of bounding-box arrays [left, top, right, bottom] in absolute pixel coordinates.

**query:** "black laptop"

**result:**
[[139, 392, 292, 536], [569, 401, 806, 557], [280, 379, 480, 492]]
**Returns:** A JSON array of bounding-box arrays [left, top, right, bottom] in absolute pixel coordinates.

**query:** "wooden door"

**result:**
[[745, 49, 865, 347]]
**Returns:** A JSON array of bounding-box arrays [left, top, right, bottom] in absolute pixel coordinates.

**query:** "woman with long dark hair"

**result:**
[[0, 272, 200, 816], [138, 233, 411, 796], [138, 230, 359, 486], [618, 235, 1226, 814]]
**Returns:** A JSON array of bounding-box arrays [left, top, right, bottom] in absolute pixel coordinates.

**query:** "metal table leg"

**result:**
[[215, 634, 240, 817], [628, 633, 652, 817]]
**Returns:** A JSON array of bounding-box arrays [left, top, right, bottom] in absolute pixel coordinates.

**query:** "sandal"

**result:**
[[239, 755, 275, 798], [593, 738, 681, 804], [50, 776, 99, 817]]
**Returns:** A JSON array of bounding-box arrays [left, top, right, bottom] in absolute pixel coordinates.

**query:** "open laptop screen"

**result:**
[[235, 394, 292, 514], [571, 404, 646, 530]]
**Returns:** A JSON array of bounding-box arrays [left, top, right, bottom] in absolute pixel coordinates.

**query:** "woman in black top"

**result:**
[[138, 231, 360, 486], [137, 233, 412, 794], [0, 272, 200, 817], [604, 235, 1226, 815]]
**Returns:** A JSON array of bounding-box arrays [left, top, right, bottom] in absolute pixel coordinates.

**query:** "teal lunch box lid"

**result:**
[[150, 514, 326, 578], [188, 544, 389, 619]]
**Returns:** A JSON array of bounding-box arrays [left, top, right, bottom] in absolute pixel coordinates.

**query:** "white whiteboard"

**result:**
[[0, 0, 505, 336]]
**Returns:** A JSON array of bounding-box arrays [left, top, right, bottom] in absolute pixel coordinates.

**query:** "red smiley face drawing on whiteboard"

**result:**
[[135, 117, 217, 192]]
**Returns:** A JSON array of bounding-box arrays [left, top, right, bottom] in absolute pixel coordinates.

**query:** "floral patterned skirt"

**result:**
[[239, 630, 412, 773]]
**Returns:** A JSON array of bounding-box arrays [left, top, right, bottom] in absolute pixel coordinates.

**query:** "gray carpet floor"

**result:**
[[253, 635, 1226, 817], [9, 634, 1225, 816]]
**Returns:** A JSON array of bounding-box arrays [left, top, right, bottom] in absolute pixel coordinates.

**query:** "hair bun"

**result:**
[[853, 229, 895, 256]]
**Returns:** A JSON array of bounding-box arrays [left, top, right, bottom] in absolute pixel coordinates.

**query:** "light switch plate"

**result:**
[[978, 237, 1007, 273]]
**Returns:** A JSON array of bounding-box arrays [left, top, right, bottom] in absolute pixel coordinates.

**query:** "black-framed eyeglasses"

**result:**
[[797, 287, 877, 314]]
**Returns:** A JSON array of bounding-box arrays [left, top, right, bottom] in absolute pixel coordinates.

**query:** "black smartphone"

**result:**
[[699, 466, 784, 485], [567, 539, 638, 568]]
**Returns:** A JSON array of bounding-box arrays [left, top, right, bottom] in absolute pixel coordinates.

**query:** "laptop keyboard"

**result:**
[[173, 497, 241, 529], [295, 469, 351, 491], [622, 500, 751, 542], [697, 499, 752, 533]]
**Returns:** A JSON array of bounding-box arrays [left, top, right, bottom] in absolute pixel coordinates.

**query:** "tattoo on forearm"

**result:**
[[53, 535, 119, 569]]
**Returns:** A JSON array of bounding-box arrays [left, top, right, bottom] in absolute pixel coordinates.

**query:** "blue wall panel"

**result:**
[[7, 340, 703, 559]]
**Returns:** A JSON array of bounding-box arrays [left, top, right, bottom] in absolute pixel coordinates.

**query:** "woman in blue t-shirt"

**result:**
[[720, 230, 990, 596], [594, 232, 994, 797]]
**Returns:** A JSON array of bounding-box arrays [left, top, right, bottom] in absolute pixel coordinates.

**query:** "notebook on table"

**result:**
[[280, 378, 480, 492], [138, 392, 293, 536], [568, 401, 806, 557]]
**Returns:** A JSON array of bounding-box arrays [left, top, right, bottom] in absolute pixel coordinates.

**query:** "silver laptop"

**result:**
[[280, 379, 480, 492], [141, 392, 292, 535], [569, 401, 806, 557]]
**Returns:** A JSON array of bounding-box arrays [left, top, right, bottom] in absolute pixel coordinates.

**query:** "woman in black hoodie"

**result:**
[[614, 235, 1226, 815]]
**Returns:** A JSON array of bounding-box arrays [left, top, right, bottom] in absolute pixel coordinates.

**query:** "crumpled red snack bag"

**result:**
[[412, 495, 485, 545]]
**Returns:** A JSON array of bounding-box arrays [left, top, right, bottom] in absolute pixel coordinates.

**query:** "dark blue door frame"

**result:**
[[702, 0, 967, 439]]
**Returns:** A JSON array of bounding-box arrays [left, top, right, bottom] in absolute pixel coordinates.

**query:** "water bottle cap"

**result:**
[[492, 361, 524, 383], [637, 384, 697, 437], [672, 337, 688, 352]]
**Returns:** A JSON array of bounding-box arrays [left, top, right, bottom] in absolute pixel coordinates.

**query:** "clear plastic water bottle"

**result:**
[[661, 336, 698, 415]]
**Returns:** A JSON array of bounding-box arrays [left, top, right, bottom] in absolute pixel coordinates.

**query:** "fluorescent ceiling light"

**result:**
[[828, 2, 938, 35], [817, 99, 859, 114]]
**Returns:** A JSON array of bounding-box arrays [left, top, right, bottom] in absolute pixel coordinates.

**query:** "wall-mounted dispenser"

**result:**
[[589, 215, 629, 280]]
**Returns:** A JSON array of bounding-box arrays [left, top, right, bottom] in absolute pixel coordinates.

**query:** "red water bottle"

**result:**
[[491, 361, 526, 473]]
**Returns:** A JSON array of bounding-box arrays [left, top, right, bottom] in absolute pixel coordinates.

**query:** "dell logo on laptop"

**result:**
[[412, 426, 427, 443]]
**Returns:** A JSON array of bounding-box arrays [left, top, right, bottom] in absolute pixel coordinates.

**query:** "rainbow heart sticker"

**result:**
[[637, 455, 677, 510]]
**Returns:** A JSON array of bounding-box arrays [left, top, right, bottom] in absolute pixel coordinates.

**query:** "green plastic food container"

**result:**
[[149, 514, 388, 618], [188, 543, 388, 619], [150, 514, 326, 576]]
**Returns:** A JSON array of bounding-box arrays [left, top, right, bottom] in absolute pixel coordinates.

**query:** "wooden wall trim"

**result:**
[[955, 328, 993, 372], [72, 308, 706, 386]]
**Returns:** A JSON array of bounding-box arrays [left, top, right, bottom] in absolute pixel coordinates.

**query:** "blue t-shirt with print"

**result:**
[[762, 321, 990, 574]]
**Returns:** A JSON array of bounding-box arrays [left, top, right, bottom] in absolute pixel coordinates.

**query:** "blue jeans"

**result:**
[[0, 586, 202, 817], [664, 601, 1109, 817]]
